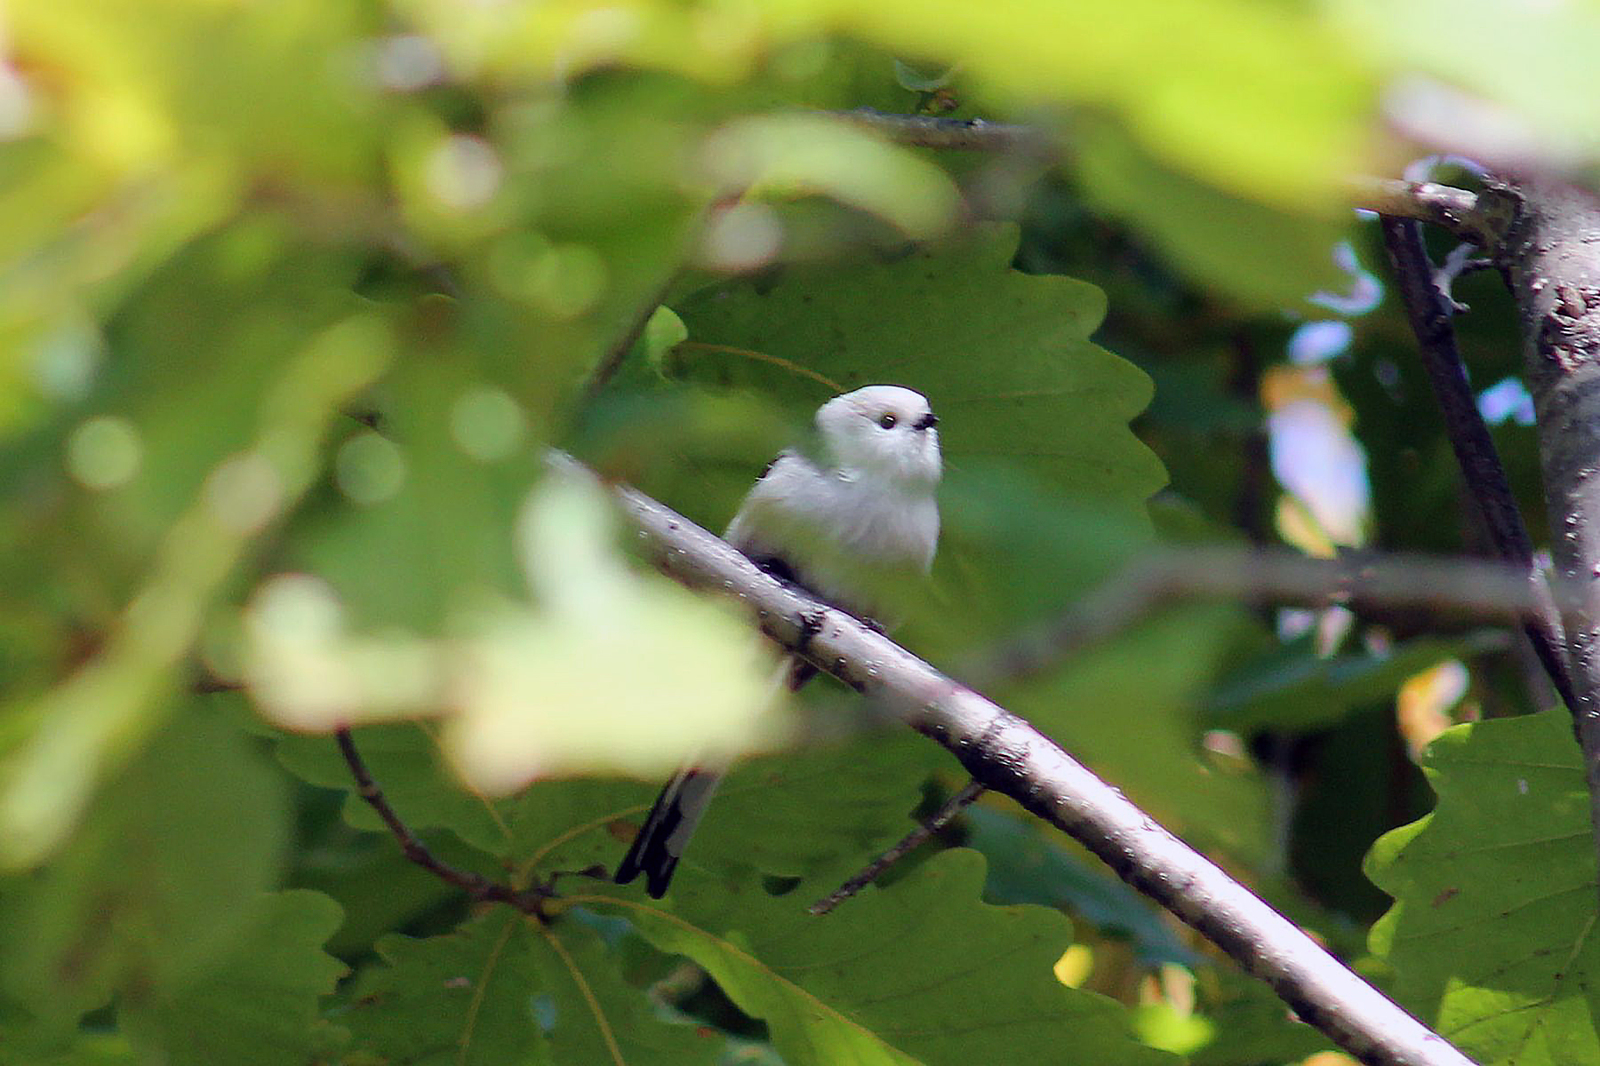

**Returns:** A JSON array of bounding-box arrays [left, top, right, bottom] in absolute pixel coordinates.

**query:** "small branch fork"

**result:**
[[334, 728, 557, 920]]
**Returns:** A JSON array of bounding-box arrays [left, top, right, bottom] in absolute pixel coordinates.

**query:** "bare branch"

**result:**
[[335, 727, 553, 919], [809, 780, 986, 915], [1348, 177, 1498, 246], [969, 545, 1562, 686], [825, 107, 1050, 155], [1378, 214, 1574, 711], [605, 466, 1475, 1066]]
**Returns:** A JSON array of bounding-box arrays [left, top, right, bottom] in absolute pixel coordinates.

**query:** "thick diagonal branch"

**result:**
[[1379, 215, 1574, 710], [607, 475, 1472, 1066]]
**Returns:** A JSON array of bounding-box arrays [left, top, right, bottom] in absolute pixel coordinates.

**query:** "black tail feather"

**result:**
[[614, 769, 714, 898]]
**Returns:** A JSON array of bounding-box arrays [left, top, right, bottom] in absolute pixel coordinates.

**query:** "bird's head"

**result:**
[[815, 384, 942, 487]]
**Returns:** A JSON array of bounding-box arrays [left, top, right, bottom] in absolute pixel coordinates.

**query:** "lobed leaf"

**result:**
[[1366, 709, 1600, 1066], [119, 890, 346, 1066], [585, 848, 1175, 1066]]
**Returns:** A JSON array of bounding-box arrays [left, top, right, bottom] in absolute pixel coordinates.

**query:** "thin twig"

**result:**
[[1349, 177, 1497, 246], [1378, 215, 1575, 711], [1432, 243, 1492, 308], [809, 780, 986, 915], [335, 727, 552, 919], [825, 107, 1051, 155], [605, 463, 1474, 1066]]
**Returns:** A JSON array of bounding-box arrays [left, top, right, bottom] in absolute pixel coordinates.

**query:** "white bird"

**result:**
[[614, 384, 943, 897]]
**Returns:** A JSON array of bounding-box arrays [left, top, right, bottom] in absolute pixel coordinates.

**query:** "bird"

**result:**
[[614, 384, 942, 898]]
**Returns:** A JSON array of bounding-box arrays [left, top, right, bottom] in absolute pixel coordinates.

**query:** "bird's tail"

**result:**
[[613, 767, 724, 898], [615, 653, 804, 897]]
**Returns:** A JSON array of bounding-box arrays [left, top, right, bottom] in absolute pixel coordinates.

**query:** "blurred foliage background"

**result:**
[[1, 1, 1597, 1064]]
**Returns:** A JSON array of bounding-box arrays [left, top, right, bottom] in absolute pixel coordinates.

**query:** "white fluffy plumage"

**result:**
[[615, 384, 943, 897]]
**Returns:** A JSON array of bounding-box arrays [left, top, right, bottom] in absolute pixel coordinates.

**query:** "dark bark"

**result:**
[[1496, 179, 1600, 896], [1379, 214, 1574, 709]]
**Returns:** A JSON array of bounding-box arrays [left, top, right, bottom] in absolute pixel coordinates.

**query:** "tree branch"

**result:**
[[1496, 178, 1600, 908], [1378, 214, 1574, 710], [605, 470, 1474, 1066], [809, 779, 986, 915], [815, 111, 1499, 251], [335, 727, 554, 919], [1348, 177, 1499, 246], [825, 107, 1050, 155], [969, 544, 1561, 686]]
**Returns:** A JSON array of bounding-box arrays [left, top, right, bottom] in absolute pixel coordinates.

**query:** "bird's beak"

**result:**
[[913, 413, 938, 431]]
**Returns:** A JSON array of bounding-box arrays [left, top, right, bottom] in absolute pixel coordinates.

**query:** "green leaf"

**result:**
[[702, 114, 959, 236], [1073, 118, 1350, 310], [0, 707, 290, 1022], [1366, 709, 1600, 1066], [532, 919, 720, 1065], [340, 909, 716, 1065], [667, 225, 1166, 658], [0, 298, 392, 868], [340, 909, 550, 1066], [119, 890, 346, 1066], [963, 805, 1196, 966], [1204, 631, 1503, 733], [1004, 606, 1271, 864], [672, 224, 1162, 507], [0, 1008, 137, 1066], [1338, 0, 1600, 167], [591, 849, 1175, 1066], [274, 720, 518, 857]]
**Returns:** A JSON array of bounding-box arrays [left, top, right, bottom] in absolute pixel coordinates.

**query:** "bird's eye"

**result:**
[[878, 413, 898, 429]]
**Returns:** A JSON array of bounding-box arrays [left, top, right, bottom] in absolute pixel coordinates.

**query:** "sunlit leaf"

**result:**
[[586, 849, 1175, 1066], [702, 114, 959, 237], [1366, 709, 1600, 1066], [254, 471, 784, 790]]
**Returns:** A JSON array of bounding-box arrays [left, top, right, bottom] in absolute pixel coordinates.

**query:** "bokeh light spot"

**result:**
[[205, 451, 284, 533], [335, 431, 407, 505], [423, 134, 503, 211], [450, 386, 527, 461], [66, 415, 141, 490]]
